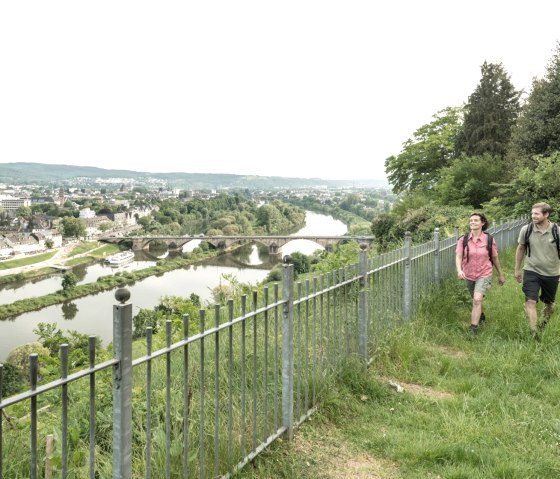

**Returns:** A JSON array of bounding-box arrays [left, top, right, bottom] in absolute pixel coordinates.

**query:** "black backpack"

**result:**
[[524, 222, 560, 259], [462, 232, 494, 265]]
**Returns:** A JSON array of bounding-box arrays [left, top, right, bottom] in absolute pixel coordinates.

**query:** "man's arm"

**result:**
[[514, 244, 526, 283]]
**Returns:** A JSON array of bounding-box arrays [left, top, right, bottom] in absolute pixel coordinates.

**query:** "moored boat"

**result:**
[[105, 250, 135, 266]]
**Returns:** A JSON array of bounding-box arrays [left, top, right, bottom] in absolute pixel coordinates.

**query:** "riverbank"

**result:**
[[1, 212, 348, 360], [0, 248, 220, 321], [0, 241, 119, 283]]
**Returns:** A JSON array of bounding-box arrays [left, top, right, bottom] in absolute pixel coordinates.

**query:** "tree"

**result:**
[[132, 308, 160, 338], [0, 362, 25, 397], [0, 208, 9, 226], [16, 206, 32, 218], [99, 221, 113, 232], [7, 342, 50, 372], [61, 217, 86, 238], [484, 151, 560, 217], [61, 272, 78, 291], [513, 43, 560, 161], [385, 107, 463, 194], [457, 61, 520, 157], [435, 154, 507, 208], [290, 251, 311, 275], [45, 238, 54, 249]]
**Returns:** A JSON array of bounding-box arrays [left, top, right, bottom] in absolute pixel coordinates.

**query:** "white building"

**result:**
[[79, 207, 96, 219], [0, 195, 31, 215]]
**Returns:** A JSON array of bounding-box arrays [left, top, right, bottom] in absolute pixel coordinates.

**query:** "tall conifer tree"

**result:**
[[457, 61, 520, 157]]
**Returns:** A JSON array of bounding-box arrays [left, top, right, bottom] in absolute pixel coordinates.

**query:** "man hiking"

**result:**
[[515, 202, 560, 339]]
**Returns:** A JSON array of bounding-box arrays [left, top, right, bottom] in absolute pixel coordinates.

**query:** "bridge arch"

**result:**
[[99, 235, 375, 255]]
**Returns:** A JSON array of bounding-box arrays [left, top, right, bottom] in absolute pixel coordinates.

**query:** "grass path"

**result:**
[[237, 249, 560, 478]]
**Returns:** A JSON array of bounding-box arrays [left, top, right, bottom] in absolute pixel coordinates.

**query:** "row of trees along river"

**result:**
[[0, 211, 346, 361]]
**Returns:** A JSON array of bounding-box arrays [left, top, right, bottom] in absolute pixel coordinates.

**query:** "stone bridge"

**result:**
[[99, 235, 375, 256]]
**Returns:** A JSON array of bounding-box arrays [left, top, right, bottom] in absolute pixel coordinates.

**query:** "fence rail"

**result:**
[[0, 219, 527, 478]]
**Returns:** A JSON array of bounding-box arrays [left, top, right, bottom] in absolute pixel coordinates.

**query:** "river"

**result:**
[[0, 212, 347, 360]]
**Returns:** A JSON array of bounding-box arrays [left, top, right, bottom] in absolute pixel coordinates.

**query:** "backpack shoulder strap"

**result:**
[[462, 232, 470, 262], [552, 223, 560, 259], [525, 223, 533, 257], [486, 233, 494, 264]]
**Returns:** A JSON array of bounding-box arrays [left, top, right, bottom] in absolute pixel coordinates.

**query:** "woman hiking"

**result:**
[[455, 213, 506, 336]]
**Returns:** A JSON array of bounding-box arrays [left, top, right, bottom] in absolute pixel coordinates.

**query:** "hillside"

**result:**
[[0, 162, 387, 189]]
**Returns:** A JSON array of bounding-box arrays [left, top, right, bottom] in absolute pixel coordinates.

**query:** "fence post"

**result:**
[[498, 219, 503, 251], [358, 245, 368, 361], [112, 288, 133, 479], [281, 260, 294, 440], [434, 228, 440, 284], [403, 232, 412, 322]]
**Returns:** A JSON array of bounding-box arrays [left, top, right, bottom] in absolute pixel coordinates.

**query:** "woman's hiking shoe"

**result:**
[[469, 324, 478, 337], [479, 313, 486, 325]]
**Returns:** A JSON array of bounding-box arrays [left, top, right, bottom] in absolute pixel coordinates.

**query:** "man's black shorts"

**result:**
[[522, 270, 560, 303]]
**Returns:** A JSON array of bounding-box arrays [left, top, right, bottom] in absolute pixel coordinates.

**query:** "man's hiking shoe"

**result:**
[[469, 324, 478, 337], [538, 319, 549, 331], [532, 330, 541, 342], [479, 313, 486, 325]]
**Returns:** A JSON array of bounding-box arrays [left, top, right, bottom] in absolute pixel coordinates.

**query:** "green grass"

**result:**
[[4, 247, 560, 478], [236, 248, 560, 478], [66, 241, 117, 258], [0, 251, 57, 270]]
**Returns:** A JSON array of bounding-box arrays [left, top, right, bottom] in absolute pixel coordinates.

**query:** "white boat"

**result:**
[[105, 250, 135, 266]]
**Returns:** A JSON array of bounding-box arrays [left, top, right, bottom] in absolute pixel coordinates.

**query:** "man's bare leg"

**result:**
[[525, 300, 538, 332]]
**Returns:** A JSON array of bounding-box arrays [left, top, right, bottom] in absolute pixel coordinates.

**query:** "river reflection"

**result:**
[[0, 211, 347, 360]]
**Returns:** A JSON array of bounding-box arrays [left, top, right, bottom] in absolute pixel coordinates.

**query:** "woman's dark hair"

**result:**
[[470, 212, 488, 231]]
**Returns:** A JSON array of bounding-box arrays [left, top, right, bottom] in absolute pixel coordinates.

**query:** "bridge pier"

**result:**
[[131, 239, 147, 251]]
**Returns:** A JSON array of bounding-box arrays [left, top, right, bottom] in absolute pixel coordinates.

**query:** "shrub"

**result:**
[[6, 342, 50, 373], [0, 362, 25, 397]]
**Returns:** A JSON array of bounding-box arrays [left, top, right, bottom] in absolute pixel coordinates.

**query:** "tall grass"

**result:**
[[237, 248, 560, 478], [2, 265, 357, 478], [6, 247, 560, 478]]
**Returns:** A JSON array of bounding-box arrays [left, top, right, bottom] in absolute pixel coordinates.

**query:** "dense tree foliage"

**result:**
[[371, 194, 469, 250], [61, 216, 86, 238], [435, 153, 509, 208], [61, 272, 78, 291], [513, 43, 560, 161], [380, 48, 560, 247], [134, 194, 305, 237], [385, 107, 463, 194]]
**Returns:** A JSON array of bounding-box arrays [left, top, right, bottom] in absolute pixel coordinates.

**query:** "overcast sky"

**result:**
[[1, 1, 558, 181]]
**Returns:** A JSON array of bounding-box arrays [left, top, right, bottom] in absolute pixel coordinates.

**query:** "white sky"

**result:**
[[1, 1, 558, 181]]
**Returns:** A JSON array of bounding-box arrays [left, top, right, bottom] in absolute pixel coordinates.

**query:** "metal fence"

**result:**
[[0, 218, 526, 478]]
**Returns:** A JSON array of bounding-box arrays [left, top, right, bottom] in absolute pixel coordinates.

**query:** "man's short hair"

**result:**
[[532, 202, 553, 216]]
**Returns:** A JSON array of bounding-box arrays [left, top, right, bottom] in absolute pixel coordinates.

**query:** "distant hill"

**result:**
[[0, 162, 387, 189]]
